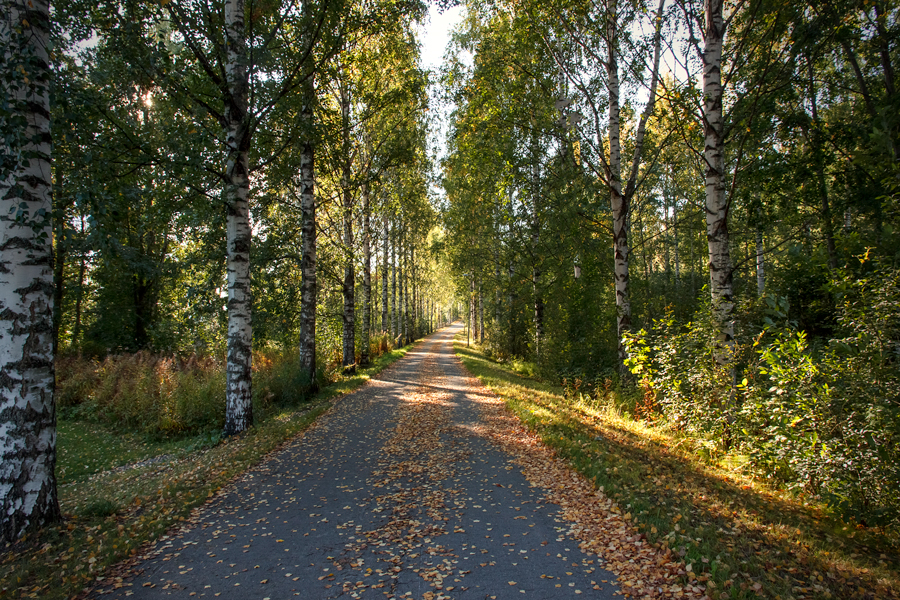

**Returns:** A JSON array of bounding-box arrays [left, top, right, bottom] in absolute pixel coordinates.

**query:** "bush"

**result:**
[[623, 264, 900, 529], [623, 300, 736, 441], [253, 349, 321, 417]]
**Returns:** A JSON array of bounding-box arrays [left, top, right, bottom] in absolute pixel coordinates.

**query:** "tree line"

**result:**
[[0, 0, 451, 543], [442, 0, 899, 527]]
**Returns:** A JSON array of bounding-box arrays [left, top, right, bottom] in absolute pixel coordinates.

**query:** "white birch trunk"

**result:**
[[222, 0, 253, 436], [297, 33, 317, 383], [530, 133, 544, 356], [391, 219, 397, 340], [494, 246, 501, 328], [479, 286, 484, 344], [0, 0, 60, 541], [403, 237, 410, 344], [399, 232, 406, 345], [673, 193, 681, 285], [470, 277, 476, 343], [756, 227, 765, 296], [381, 212, 388, 333], [340, 80, 355, 370], [702, 0, 735, 362], [607, 0, 630, 374], [411, 246, 417, 340], [360, 179, 371, 366]]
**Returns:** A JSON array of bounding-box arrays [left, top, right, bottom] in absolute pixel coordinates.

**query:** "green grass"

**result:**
[[454, 338, 900, 600], [57, 421, 206, 485], [1, 343, 412, 600]]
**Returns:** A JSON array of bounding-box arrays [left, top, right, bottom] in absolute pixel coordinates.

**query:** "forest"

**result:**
[[441, 0, 900, 533], [0, 0, 898, 581]]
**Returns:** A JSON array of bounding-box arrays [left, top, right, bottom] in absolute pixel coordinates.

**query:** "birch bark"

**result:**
[[381, 212, 388, 333], [411, 246, 417, 339], [701, 0, 735, 362], [222, 0, 253, 436], [403, 236, 410, 344], [756, 227, 765, 296], [606, 0, 630, 374], [479, 286, 484, 344], [391, 219, 397, 340], [297, 16, 317, 382], [530, 132, 544, 356], [340, 79, 355, 369], [360, 179, 371, 366], [0, 0, 60, 541]]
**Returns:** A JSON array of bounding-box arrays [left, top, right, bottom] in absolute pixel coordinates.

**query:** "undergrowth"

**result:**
[[56, 348, 330, 436], [455, 337, 900, 600]]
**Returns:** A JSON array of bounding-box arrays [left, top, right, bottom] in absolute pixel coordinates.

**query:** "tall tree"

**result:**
[[699, 0, 733, 363], [220, 0, 253, 435], [297, 0, 319, 386], [0, 0, 60, 542]]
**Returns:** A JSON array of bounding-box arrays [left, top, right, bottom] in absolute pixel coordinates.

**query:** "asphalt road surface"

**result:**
[[96, 324, 621, 600]]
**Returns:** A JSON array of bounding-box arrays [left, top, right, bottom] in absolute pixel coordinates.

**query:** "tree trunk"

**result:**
[[469, 275, 478, 343], [530, 131, 544, 357], [0, 0, 61, 542], [494, 245, 501, 329], [297, 29, 317, 383], [72, 213, 87, 346], [663, 190, 671, 292], [702, 0, 735, 364], [381, 212, 389, 333], [673, 194, 680, 286], [391, 219, 398, 340], [360, 179, 371, 366], [340, 79, 355, 370], [806, 60, 838, 271], [756, 226, 765, 296], [222, 0, 253, 436], [508, 260, 515, 354], [398, 229, 405, 344], [607, 0, 631, 376], [413, 249, 418, 338], [479, 286, 484, 344], [403, 236, 410, 344]]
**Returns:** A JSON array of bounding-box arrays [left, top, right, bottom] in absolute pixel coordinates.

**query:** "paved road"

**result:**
[[98, 324, 621, 599]]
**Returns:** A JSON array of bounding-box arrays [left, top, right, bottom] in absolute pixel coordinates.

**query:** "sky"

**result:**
[[418, 3, 466, 73], [417, 3, 467, 200]]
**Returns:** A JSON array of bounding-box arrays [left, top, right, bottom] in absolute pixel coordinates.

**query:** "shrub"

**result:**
[[623, 301, 736, 442], [623, 265, 900, 529]]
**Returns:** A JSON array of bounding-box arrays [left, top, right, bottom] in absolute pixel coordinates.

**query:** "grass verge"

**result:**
[[454, 339, 900, 600], [0, 344, 411, 600]]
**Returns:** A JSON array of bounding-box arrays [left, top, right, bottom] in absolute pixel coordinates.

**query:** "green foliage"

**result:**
[[623, 301, 736, 440], [625, 264, 900, 528], [57, 352, 225, 435], [740, 328, 832, 491]]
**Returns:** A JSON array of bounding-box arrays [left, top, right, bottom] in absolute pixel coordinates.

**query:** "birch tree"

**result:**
[[297, 0, 318, 385], [698, 0, 734, 362], [220, 0, 254, 435], [545, 0, 667, 373], [0, 0, 60, 541]]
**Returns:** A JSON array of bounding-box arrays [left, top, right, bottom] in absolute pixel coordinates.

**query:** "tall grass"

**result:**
[[56, 335, 400, 436], [57, 350, 315, 436]]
